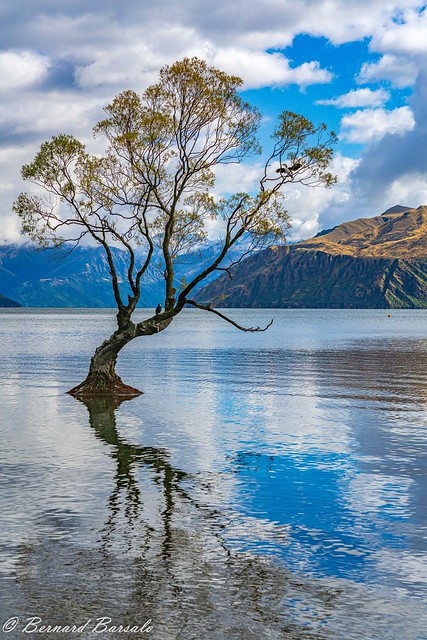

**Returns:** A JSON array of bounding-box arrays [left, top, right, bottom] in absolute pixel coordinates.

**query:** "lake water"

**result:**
[[0, 308, 426, 639]]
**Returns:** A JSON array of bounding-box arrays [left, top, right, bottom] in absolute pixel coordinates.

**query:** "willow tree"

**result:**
[[14, 57, 336, 398]]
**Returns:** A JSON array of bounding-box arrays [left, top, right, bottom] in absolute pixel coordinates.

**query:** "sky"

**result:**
[[0, 0, 427, 242]]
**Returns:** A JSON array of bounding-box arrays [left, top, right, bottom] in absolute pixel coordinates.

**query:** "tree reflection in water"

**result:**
[[83, 396, 189, 562], [8, 397, 339, 640]]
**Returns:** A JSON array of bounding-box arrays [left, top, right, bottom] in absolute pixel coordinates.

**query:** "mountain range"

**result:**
[[3, 205, 427, 309], [198, 205, 427, 308], [0, 293, 20, 307], [0, 240, 245, 308]]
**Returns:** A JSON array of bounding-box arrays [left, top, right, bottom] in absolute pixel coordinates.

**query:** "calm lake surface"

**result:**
[[0, 308, 426, 639]]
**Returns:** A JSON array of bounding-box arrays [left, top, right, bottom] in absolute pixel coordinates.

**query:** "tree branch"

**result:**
[[185, 299, 273, 332], [215, 266, 233, 280]]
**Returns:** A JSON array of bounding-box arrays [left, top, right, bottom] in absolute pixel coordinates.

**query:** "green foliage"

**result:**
[[13, 193, 50, 246], [13, 57, 337, 314], [22, 134, 85, 188], [270, 111, 337, 189]]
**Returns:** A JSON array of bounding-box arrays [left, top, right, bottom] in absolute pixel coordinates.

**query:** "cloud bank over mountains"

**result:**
[[0, 0, 427, 242], [351, 70, 427, 210]]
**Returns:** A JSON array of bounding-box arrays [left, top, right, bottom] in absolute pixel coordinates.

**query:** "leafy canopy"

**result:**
[[13, 57, 336, 318]]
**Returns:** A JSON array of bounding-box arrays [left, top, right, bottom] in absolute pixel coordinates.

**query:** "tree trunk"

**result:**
[[68, 324, 142, 398]]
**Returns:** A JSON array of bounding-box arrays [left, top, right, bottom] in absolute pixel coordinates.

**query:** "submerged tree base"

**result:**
[[68, 372, 143, 399]]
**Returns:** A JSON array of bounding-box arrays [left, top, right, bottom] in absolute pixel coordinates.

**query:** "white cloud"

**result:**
[[340, 106, 415, 143], [0, 213, 21, 243], [74, 25, 197, 90], [327, 71, 427, 219], [0, 0, 419, 50], [372, 7, 427, 55], [286, 0, 422, 44], [204, 154, 359, 242], [213, 162, 263, 196], [357, 9, 427, 88], [1, 0, 427, 242], [283, 154, 359, 239], [0, 145, 39, 242], [0, 91, 100, 136], [0, 144, 34, 192], [75, 46, 161, 90], [76, 41, 333, 92], [209, 49, 332, 89], [0, 50, 50, 91], [3, 1, 423, 91], [357, 54, 418, 88], [386, 172, 427, 207], [317, 88, 390, 108]]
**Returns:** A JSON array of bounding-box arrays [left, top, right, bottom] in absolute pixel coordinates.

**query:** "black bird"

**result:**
[[155, 303, 162, 315], [290, 160, 303, 171], [276, 160, 303, 175]]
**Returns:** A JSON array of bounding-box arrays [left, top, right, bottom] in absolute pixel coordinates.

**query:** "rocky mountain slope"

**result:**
[[0, 245, 163, 308], [198, 205, 427, 308], [0, 240, 247, 308], [0, 293, 21, 307]]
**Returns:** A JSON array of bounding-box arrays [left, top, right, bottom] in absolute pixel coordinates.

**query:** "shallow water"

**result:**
[[0, 308, 426, 639]]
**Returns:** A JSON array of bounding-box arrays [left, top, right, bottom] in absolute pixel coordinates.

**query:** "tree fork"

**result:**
[[14, 58, 336, 401]]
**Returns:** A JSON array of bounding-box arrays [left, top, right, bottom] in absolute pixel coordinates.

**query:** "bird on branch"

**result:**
[[275, 160, 303, 175]]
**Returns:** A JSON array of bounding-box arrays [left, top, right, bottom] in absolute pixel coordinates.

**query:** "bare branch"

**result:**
[[185, 299, 273, 332], [15, 58, 335, 347], [215, 266, 233, 280]]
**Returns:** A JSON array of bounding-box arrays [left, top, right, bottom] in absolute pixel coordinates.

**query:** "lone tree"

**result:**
[[14, 57, 336, 398]]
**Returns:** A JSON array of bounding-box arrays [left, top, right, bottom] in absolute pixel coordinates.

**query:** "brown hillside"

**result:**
[[298, 206, 427, 258], [198, 205, 427, 308]]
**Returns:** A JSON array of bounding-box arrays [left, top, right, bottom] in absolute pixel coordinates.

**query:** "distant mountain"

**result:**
[[0, 239, 248, 308], [0, 293, 21, 307], [0, 244, 163, 308], [381, 204, 413, 216], [198, 206, 427, 308], [299, 205, 427, 258]]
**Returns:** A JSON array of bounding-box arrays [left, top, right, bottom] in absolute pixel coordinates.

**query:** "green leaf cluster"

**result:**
[[13, 57, 336, 315]]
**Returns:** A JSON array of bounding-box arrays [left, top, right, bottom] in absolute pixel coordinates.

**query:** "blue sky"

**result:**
[[0, 0, 427, 241]]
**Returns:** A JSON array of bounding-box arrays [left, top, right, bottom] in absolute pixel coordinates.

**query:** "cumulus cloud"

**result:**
[[349, 70, 427, 209], [75, 42, 165, 90], [209, 49, 333, 89], [386, 173, 427, 208], [0, 0, 427, 242], [0, 91, 101, 137], [339, 106, 415, 143], [0, 144, 40, 242], [191, 0, 423, 49], [317, 88, 390, 108], [0, 50, 50, 91], [357, 54, 419, 88], [204, 154, 359, 241], [0, 213, 21, 243], [286, 0, 423, 44], [76, 42, 333, 92], [281, 154, 360, 239], [213, 162, 264, 197], [357, 7, 427, 88], [0, 1, 423, 89], [371, 6, 427, 55]]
